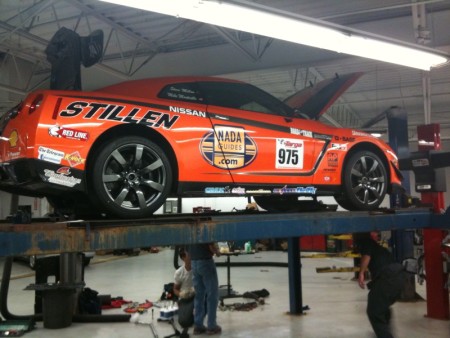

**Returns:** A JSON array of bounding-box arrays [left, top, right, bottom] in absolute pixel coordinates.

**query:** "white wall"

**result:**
[[0, 192, 50, 219], [157, 197, 251, 214]]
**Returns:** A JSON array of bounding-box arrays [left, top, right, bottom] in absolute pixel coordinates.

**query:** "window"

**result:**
[[198, 81, 292, 116], [158, 83, 204, 104]]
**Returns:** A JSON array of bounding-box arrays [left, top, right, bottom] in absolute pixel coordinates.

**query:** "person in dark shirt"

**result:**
[[354, 232, 406, 338], [188, 243, 221, 335]]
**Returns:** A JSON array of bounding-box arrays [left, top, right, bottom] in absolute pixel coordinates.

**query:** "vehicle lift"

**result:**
[[0, 205, 448, 327], [0, 111, 449, 327]]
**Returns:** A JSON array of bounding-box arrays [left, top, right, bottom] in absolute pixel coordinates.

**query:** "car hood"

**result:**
[[283, 72, 363, 120]]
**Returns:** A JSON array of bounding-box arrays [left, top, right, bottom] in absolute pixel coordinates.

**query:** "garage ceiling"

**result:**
[[1, 0, 450, 147]]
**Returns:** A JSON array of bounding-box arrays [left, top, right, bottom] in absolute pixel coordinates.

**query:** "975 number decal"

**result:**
[[276, 139, 304, 169]]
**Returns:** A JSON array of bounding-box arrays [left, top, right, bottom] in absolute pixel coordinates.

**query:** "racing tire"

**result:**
[[338, 150, 387, 211], [89, 136, 173, 219], [29, 256, 37, 270]]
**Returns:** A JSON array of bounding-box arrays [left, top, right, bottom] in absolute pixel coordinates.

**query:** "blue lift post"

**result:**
[[387, 107, 416, 300], [0, 208, 446, 315]]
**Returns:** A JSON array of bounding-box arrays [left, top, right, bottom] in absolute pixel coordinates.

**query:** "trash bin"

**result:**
[[42, 288, 74, 329]]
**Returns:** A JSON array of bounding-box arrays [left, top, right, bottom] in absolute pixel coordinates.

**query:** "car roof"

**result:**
[[96, 76, 242, 100]]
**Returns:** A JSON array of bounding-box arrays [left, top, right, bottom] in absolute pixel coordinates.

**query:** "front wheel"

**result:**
[[336, 150, 387, 211], [89, 136, 173, 218]]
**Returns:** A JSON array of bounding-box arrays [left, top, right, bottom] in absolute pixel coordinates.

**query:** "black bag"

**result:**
[[78, 288, 101, 314], [160, 282, 178, 301], [177, 297, 194, 328]]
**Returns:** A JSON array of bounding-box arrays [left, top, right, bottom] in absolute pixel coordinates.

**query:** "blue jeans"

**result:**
[[192, 258, 219, 329]]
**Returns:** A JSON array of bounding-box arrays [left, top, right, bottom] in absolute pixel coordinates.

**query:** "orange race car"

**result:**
[[0, 73, 402, 218]]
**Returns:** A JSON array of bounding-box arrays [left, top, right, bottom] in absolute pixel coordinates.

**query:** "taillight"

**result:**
[[28, 94, 43, 114]]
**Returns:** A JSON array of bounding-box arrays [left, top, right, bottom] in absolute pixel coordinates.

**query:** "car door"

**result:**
[[155, 81, 233, 185], [198, 81, 324, 186]]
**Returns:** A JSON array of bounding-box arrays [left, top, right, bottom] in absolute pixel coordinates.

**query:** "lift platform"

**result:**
[[0, 208, 443, 257], [0, 207, 448, 321]]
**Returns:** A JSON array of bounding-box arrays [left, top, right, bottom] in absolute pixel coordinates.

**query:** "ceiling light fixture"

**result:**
[[98, 0, 449, 71]]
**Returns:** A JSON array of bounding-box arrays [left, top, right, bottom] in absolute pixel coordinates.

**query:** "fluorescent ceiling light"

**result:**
[[99, 0, 449, 71]]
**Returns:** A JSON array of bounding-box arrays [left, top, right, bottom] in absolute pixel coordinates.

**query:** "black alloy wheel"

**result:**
[[338, 150, 387, 211], [90, 136, 172, 218]]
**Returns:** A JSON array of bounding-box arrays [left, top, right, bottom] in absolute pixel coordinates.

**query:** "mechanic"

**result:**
[[354, 232, 407, 338], [173, 247, 194, 299], [187, 243, 222, 335]]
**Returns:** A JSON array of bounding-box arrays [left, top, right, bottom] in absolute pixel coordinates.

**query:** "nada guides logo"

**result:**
[[200, 126, 257, 169]]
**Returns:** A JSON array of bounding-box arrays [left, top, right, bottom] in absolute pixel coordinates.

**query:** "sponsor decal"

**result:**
[[231, 187, 246, 194], [290, 128, 313, 138], [38, 146, 64, 164], [7, 151, 20, 159], [205, 187, 226, 194], [330, 143, 347, 151], [169, 106, 206, 117], [9, 130, 18, 147], [200, 126, 257, 169], [314, 133, 332, 141], [273, 185, 317, 195], [49, 126, 89, 141], [276, 138, 304, 169], [323, 176, 331, 182], [352, 130, 371, 137], [57, 167, 71, 175], [246, 189, 271, 194], [59, 101, 179, 129], [43, 168, 81, 187], [64, 151, 85, 167], [334, 136, 355, 142], [323, 168, 337, 172], [327, 152, 338, 167]]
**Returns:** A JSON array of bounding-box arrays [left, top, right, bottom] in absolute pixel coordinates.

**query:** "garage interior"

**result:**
[[0, 1, 450, 337]]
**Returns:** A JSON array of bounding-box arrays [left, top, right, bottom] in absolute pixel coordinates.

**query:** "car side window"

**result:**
[[198, 81, 292, 116], [158, 83, 204, 103]]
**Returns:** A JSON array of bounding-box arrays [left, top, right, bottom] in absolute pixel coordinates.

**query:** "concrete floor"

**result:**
[[1, 249, 449, 338]]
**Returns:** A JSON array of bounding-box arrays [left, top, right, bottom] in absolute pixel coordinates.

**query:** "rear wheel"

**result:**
[[336, 150, 387, 211], [89, 136, 173, 219]]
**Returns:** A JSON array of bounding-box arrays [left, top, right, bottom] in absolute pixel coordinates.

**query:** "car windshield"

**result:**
[[198, 81, 294, 117]]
